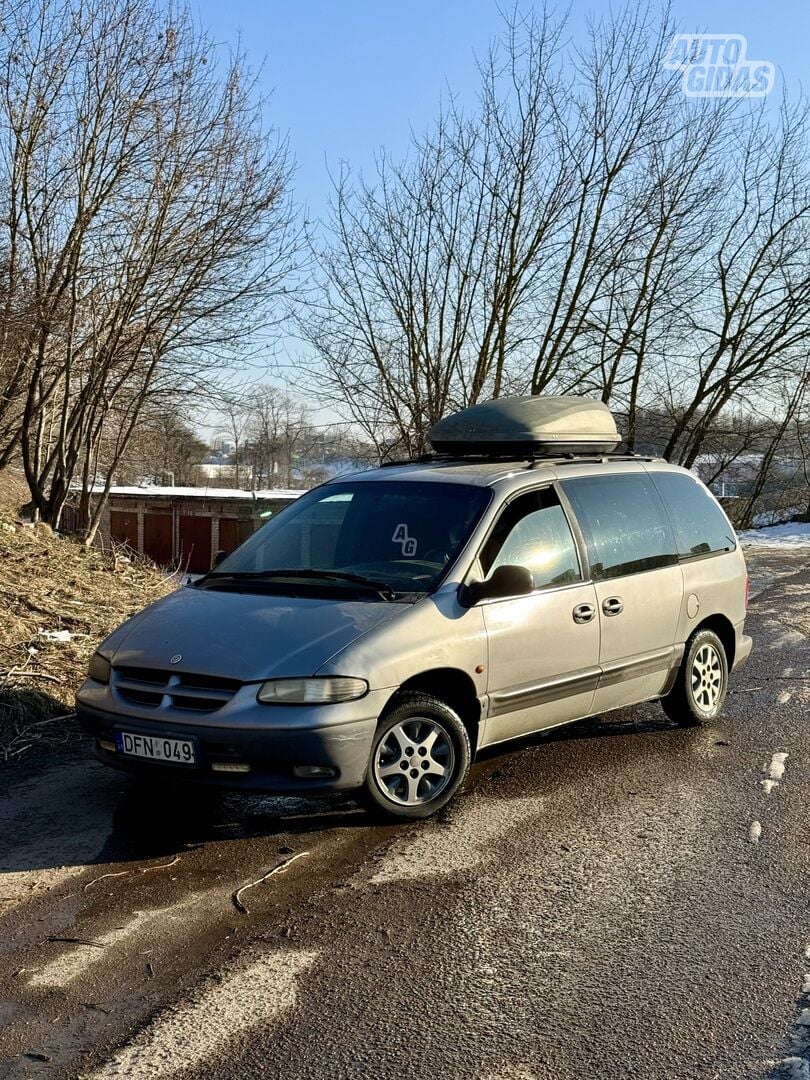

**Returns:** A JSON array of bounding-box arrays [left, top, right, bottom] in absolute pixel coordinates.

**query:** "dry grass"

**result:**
[[0, 471, 175, 762]]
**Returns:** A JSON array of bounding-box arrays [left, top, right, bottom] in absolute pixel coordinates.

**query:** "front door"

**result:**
[[477, 487, 600, 747], [562, 470, 684, 713]]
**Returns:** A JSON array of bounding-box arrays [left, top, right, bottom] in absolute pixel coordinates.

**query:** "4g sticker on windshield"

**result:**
[[392, 523, 418, 557]]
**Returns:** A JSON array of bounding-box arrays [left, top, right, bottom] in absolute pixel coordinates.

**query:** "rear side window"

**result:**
[[649, 471, 736, 557], [562, 473, 677, 580], [480, 488, 581, 590]]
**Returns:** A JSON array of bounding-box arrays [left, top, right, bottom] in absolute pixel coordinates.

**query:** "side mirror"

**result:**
[[461, 564, 534, 606], [212, 549, 228, 568]]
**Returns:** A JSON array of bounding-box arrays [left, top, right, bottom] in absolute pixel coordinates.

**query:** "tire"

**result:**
[[360, 692, 472, 821], [662, 628, 729, 725]]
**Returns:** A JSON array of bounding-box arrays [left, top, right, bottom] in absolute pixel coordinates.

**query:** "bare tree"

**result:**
[[215, 398, 254, 489], [661, 97, 810, 467], [303, 3, 810, 487], [302, 6, 713, 451], [302, 8, 578, 455], [735, 371, 810, 526], [0, 0, 298, 540], [112, 405, 208, 486], [240, 385, 320, 488]]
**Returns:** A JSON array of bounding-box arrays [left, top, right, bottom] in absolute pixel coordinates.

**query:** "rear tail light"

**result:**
[[745, 575, 750, 610]]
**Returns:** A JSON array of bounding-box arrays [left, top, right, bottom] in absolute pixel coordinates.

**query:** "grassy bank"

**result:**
[[0, 472, 175, 762]]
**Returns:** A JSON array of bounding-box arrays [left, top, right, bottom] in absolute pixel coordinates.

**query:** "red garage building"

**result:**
[[95, 485, 305, 572]]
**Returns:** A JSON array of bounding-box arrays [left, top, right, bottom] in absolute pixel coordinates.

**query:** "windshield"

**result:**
[[204, 480, 490, 597]]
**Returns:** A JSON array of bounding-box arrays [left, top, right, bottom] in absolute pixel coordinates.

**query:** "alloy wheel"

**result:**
[[372, 717, 455, 806], [691, 643, 723, 711]]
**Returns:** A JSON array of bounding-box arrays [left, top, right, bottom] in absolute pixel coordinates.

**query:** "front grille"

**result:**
[[113, 666, 241, 714]]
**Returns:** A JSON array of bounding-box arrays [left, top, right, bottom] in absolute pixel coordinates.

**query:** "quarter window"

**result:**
[[480, 489, 581, 590], [649, 471, 736, 557], [562, 473, 677, 580]]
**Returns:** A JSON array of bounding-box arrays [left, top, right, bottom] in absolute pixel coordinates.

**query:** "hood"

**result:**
[[102, 586, 404, 682]]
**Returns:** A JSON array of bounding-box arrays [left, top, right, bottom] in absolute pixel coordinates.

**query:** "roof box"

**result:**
[[428, 395, 621, 456]]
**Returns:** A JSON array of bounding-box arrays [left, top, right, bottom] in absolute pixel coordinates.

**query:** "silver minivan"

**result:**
[[77, 397, 752, 819]]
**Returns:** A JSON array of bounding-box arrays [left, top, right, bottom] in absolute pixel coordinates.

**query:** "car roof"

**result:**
[[337, 460, 536, 486], [329, 454, 683, 492]]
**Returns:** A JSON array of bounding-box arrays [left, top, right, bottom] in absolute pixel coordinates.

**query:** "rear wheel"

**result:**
[[662, 628, 728, 725], [360, 693, 471, 820]]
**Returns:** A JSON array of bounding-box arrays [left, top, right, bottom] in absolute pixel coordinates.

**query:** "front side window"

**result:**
[[480, 488, 581, 590], [649, 471, 736, 557], [562, 473, 677, 580], [204, 480, 491, 597]]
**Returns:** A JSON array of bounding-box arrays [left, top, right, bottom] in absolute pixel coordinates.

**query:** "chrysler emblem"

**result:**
[[170, 654, 182, 665]]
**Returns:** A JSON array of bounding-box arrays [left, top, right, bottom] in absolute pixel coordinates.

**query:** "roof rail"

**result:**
[[379, 449, 655, 469], [526, 451, 655, 469]]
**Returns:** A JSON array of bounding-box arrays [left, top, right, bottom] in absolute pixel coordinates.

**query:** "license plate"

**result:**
[[115, 731, 197, 765]]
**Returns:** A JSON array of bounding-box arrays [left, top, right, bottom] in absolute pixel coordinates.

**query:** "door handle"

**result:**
[[573, 603, 596, 624], [602, 596, 624, 616]]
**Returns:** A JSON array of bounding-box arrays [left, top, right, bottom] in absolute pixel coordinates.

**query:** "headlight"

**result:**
[[257, 677, 368, 705], [87, 652, 111, 684]]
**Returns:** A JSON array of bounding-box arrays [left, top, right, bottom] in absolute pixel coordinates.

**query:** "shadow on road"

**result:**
[[0, 698, 697, 881], [95, 782, 369, 866], [3, 671, 739, 892], [0, 745, 374, 882], [475, 700, 686, 767]]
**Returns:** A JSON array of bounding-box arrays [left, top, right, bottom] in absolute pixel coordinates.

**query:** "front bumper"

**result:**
[[75, 690, 388, 794]]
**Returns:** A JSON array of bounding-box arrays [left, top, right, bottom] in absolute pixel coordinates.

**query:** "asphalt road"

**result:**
[[1, 546, 809, 1080]]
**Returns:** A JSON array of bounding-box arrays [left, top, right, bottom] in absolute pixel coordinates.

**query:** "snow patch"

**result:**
[[768, 753, 789, 781], [761, 752, 788, 794], [779, 1057, 810, 1079], [91, 483, 306, 500], [738, 522, 810, 548], [89, 949, 318, 1078]]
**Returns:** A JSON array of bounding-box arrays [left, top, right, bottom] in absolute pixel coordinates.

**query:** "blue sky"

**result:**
[[191, 0, 810, 433], [194, 0, 810, 224]]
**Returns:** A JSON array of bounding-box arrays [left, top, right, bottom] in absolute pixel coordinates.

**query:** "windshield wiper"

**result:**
[[205, 568, 398, 600]]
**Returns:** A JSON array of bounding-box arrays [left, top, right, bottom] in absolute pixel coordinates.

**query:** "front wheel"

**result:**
[[360, 693, 471, 820], [662, 628, 729, 725]]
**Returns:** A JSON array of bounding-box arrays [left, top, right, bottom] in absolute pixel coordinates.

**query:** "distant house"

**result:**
[[91, 485, 305, 572], [193, 462, 253, 485]]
